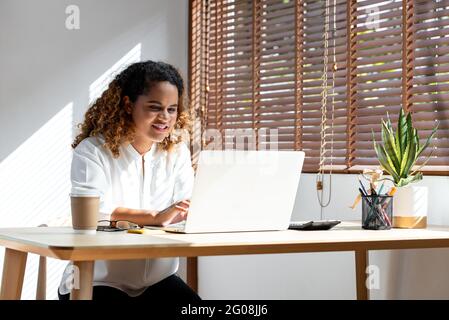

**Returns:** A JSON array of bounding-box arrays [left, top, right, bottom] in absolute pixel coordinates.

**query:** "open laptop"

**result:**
[[145, 150, 305, 233]]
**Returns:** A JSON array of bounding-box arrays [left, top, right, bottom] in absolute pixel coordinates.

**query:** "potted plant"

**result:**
[[372, 108, 438, 228]]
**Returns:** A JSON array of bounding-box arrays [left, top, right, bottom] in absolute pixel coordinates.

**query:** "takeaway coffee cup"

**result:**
[[70, 194, 99, 234]]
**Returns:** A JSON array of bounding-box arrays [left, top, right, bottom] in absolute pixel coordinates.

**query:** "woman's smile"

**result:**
[[151, 123, 170, 133]]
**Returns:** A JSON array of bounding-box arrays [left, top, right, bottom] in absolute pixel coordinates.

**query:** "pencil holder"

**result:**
[[362, 195, 393, 230]]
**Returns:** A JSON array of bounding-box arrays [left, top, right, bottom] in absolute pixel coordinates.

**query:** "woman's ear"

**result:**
[[123, 96, 133, 114]]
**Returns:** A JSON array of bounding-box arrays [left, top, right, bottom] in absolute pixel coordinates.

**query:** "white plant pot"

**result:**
[[393, 183, 428, 228]]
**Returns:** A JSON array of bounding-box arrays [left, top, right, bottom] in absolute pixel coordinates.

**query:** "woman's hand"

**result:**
[[155, 200, 190, 226], [111, 203, 188, 227]]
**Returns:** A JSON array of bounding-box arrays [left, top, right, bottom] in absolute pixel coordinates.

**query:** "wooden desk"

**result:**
[[1, 222, 449, 300]]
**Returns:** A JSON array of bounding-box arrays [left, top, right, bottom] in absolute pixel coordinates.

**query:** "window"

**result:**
[[189, 0, 449, 173]]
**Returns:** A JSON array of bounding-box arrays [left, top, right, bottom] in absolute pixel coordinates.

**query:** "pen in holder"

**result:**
[[362, 195, 393, 230]]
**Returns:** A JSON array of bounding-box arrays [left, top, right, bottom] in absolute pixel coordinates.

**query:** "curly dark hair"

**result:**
[[72, 60, 191, 157]]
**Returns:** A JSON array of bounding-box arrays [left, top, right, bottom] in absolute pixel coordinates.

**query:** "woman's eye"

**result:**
[[147, 106, 177, 113], [148, 106, 161, 112]]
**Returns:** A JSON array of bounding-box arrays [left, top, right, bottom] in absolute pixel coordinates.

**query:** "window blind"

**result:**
[[412, 0, 449, 169], [189, 0, 449, 173]]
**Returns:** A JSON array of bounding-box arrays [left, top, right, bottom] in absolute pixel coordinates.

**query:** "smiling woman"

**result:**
[[59, 61, 201, 301], [125, 80, 182, 152], [72, 61, 191, 156]]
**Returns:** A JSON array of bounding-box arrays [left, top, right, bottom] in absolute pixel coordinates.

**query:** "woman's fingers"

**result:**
[[170, 212, 188, 224], [160, 200, 189, 214], [163, 205, 187, 219], [157, 201, 190, 226], [174, 205, 188, 212], [177, 200, 190, 209], [160, 207, 188, 226]]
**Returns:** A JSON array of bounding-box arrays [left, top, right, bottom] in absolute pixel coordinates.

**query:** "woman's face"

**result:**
[[130, 81, 179, 143]]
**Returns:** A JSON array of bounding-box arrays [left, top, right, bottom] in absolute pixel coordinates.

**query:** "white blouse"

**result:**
[[59, 135, 194, 296]]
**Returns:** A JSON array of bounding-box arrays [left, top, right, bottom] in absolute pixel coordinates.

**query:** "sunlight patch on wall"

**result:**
[[0, 102, 73, 228], [89, 43, 142, 103], [0, 102, 73, 299]]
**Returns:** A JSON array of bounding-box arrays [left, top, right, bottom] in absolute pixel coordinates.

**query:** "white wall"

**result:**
[[0, 0, 188, 299], [199, 174, 449, 299]]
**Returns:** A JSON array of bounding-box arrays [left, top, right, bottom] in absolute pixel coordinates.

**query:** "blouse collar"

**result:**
[[126, 142, 157, 161]]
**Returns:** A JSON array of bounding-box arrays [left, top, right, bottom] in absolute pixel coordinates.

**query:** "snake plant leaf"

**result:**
[[406, 112, 413, 145], [394, 126, 402, 158], [386, 112, 398, 151], [381, 144, 399, 177], [381, 120, 400, 172], [402, 133, 417, 178], [373, 109, 437, 187], [386, 112, 393, 131], [417, 122, 439, 158], [396, 108, 408, 154], [374, 139, 400, 183], [411, 147, 435, 175], [396, 172, 423, 188], [399, 142, 410, 177]]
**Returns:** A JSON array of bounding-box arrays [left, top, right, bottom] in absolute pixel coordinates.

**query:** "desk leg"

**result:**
[[187, 257, 198, 293], [0, 248, 28, 300], [70, 261, 94, 300], [355, 249, 369, 300]]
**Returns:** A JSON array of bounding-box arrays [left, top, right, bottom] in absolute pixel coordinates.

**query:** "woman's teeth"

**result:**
[[152, 124, 169, 131]]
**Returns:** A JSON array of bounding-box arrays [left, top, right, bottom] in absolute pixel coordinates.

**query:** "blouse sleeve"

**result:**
[[71, 141, 115, 221], [172, 142, 195, 204]]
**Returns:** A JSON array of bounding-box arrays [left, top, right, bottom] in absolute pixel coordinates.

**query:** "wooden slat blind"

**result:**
[[412, 0, 449, 168], [189, 0, 210, 167], [302, 0, 348, 171], [353, 0, 404, 167], [190, 0, 449, 173]]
